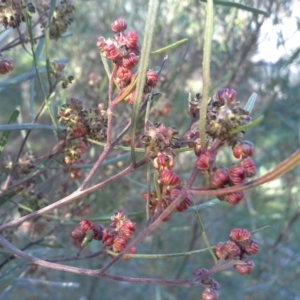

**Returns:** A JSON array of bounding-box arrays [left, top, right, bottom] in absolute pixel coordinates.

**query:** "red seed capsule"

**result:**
[[196, 151, 215, 170], [111, 18, 127, 33], [234, 258, 255, 275], [232, 140, 254, 159], [230, 228, 251, 243]]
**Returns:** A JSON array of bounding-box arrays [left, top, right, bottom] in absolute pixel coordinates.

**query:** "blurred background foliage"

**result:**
[[0, 0, 300, 299]]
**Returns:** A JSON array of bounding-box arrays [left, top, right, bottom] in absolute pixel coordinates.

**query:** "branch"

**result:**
[[0, 233, 237, 286]]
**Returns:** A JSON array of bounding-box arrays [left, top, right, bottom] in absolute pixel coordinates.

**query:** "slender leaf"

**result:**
[[0, 110, 19, 156], [200, 0, 268, 16]]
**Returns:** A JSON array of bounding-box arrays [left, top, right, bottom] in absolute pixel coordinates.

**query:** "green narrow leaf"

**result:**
[[0, 59, 68, 88], [0, 272, 14, 291], [152, 66, 161, 73], [0, 110, 19, 156], [151, 38, 189, 55], [186, 198, 220, 211], [0, 66, 46, 88], [244, 92, 257, 113], [228, 115, 264, 135], [200, 0, 268, 16], [35, 36, 45, 59]]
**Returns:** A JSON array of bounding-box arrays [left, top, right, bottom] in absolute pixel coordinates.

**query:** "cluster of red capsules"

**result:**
[[190, 88, 257, 205], [50, 60, 74, 88], [97, 18, 158, 104], [142, 121, 193, 221], [58, 98, 108, 178], [192, 228, 259, 300], [193, 268, 220, 300], [71, 211, 137, 259], [214, 228, 259, 275]]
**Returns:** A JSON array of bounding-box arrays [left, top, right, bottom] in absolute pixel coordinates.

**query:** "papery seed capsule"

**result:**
[[122, 53, 138, 69], [102, 229, 115, 246], [112, 235, 128, 252], [64, 155, 74, 165], [224, 191, 244, 205], [213, 242, 227, 259], [160, 169, 181, 186], [240, 158, 256, 177], [214, 241, 241, 260], [72, 123, 87, 138], [193, 139, 202, 157], [230, 228, 251, 243], [196, 151, 215, 170], [215, 88, 237, 105], [71, 225, 85, 240], [175, 194, 193, 212], [244, 239, 259, 255], [130, 44, 140, 55], [153, 153, 174, 171], [96, 37, 106, 49], [103, 44, 121, 61], [232, 140, 254, 159], [92, 224, 104, 241], [125, 30, 139, 49], [224, 241, 241, 259], [146, 69, 158, 87], [229, 165, 246, 185], [0, 56, 14, 74], [79, 219, 94, 232], [202, 288, 219, 300], [234, 258, 255, 275], [117, 66, 132, 82], [111, 18, 127, 33], [210, 167, 230, 188], [119, 221, 136, 237]]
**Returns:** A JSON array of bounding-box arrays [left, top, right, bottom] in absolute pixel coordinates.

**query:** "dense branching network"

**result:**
[[0, 11, 264, 299]]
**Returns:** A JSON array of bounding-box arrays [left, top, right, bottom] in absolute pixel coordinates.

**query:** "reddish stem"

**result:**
[[0, 233, 237, 286], [78, 64, 118, 190]]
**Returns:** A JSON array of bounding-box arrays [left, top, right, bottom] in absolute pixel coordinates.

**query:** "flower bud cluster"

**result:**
[[0, 0, 35, 28], [187, 92, 256, 205], [0, 53, 14, 74], [141, 120, 192, 221], [183, 88, 256, 205], [64, 158, 85, 179], [143, 170, 192, 221], [71, 219, 104, 245], [106, 211, 137, 259], [143, 121, 178, 156], [58, 99, 107, 166], [184, 90, 256, 206], [50, 61, 74, 88], [18, 189, 48, 217], [193, 268, 219, 300], [214, 228, 259, 275], [195, 149, 251, 205], [153, 147, 176, 171], [49, 0, 75, 39], [71, 211, 136, 260], [206, 88, 251, 139], [97, 18, 158, 104], [213, 140, 256, 205]]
